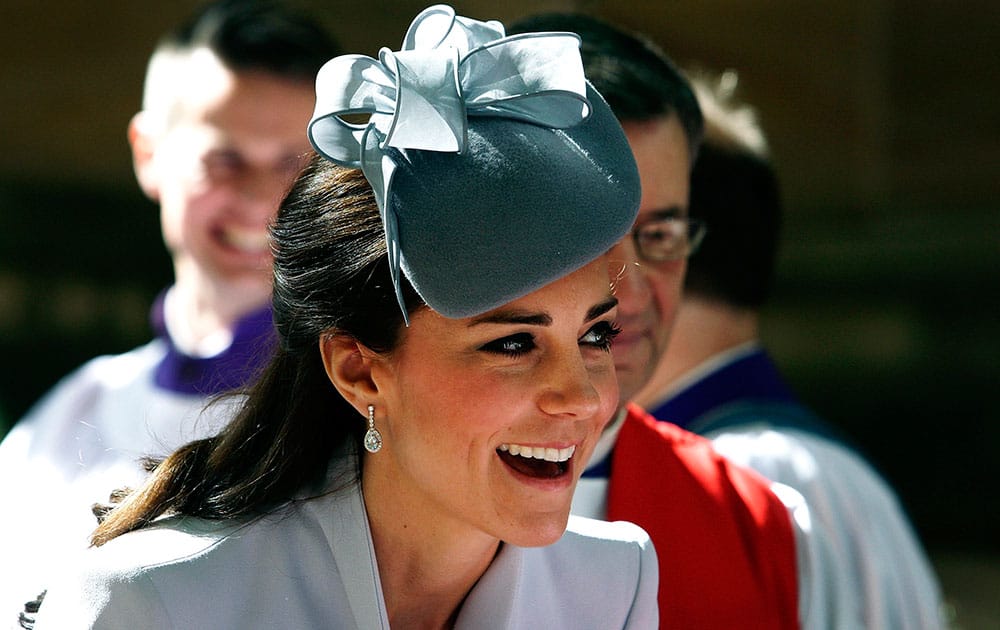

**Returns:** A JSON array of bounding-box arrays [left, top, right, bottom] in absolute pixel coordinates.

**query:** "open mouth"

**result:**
[[496, 444, 575, 479]]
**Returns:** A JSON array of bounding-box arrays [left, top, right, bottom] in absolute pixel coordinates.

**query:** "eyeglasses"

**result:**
[[632, 215, 707, 262]]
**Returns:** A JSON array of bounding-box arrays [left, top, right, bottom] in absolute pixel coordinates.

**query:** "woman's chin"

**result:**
[[501, 513, 571, 548]]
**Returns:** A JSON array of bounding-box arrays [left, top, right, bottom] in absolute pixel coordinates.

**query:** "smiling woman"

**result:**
[[32, 4, 656, 629], [352, 258, 621, 551]]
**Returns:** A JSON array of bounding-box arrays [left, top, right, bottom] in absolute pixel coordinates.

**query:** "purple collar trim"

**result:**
[[648, 348, 797, 431], [151, 292, 277, 396]]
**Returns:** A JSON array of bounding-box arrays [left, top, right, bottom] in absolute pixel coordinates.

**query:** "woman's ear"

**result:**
[[320, 334, 381, 418]]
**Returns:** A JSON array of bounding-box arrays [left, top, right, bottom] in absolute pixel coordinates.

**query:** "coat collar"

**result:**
[[150, 289, 277, 396], [311, 458, 529, 629]]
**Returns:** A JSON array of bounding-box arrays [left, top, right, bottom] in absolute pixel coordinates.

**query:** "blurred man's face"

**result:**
[[140, 50, 315, 301], [610, 115, 692, 404]]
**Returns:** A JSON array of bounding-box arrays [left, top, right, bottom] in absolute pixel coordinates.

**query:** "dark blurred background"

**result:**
[[1, 1, 997, 625]]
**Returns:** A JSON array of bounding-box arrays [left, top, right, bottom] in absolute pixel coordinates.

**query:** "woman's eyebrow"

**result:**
[[468, 295, 618, 328], [586, 296, 619, 322], [469, 311, 552, 327]]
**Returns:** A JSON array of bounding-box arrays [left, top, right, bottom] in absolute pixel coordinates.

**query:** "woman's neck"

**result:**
[[362, 467, 499, 630]]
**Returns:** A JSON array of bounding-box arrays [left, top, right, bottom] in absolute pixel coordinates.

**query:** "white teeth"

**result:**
[[223, 228, 269, 253], [498, 443, 575, 462]]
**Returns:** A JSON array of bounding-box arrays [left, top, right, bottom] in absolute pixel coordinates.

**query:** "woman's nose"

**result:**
[[536, 349, 605, 420]]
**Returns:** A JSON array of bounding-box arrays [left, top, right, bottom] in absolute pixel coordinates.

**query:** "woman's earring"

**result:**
[[364, 404, 383, 453]]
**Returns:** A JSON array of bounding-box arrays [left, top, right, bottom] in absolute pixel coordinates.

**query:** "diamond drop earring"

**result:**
[[364, 404, 383, 453]]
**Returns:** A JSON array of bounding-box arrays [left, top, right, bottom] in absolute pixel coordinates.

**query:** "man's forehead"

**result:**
[[622, 115, 692, 221], [172, 48, 235, 109], [142, 47, 234, 135]]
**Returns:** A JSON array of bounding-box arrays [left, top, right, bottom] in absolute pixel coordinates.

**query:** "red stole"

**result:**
[[607, 405, 799, 629]]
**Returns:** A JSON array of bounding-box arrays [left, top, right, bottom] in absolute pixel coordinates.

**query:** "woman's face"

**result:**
[[365, 258, 620, 547]]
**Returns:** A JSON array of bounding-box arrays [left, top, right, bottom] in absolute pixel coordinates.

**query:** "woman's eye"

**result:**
[[480, 333, 535, 357], [580, 321, 622, 352]]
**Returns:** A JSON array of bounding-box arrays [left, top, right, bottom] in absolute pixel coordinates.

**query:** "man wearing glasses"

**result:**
[[511, 13, 803, 629], [513, 11, 943, 630], [631, 70, 944, 628]]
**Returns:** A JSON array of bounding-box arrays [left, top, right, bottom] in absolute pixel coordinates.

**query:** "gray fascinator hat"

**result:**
[[308, 4, 639, 322]]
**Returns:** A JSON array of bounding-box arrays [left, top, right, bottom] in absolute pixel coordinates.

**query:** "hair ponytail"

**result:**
[[92, 346, 352, 546]]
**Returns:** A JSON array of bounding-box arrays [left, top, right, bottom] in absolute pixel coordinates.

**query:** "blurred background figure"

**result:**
[[633, 67, 944, 627], [0, 0, 339, 619]]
